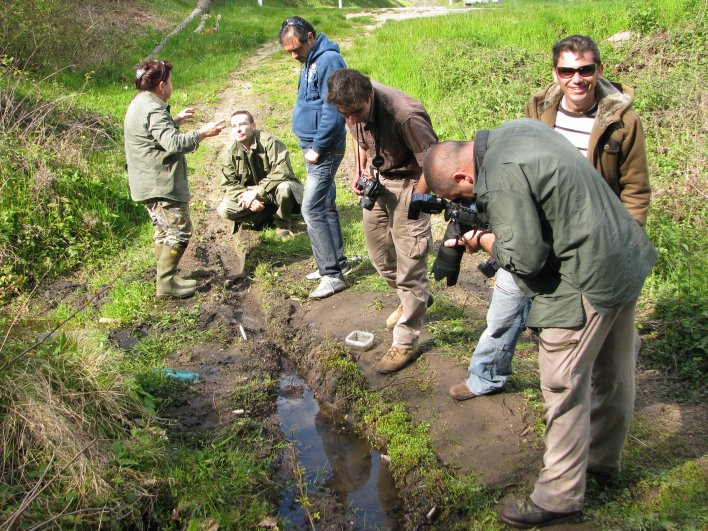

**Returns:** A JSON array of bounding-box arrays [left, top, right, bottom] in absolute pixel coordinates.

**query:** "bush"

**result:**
[[0, 74, 144, 302]]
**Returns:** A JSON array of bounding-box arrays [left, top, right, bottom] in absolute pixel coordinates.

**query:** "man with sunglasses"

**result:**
[[327, 69, 437, 375], [279, 16, 350, 299], [449, 35, 650, 406]]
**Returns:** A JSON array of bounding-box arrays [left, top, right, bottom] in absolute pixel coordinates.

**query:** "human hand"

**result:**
[[249, 199, 265, 212], [198, 119, 225, 140], [350, 173, 366, 196], [444, 229, 494, 253], [174, 107, 195, 124], [238, 189, 259, 210], [304, 149, 320, 163]]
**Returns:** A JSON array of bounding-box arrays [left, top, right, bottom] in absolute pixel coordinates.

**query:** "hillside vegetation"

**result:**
[[0, 0, 705, 528]]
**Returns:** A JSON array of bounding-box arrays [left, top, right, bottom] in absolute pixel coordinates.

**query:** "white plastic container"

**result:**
[[345, 330, 374, 351]]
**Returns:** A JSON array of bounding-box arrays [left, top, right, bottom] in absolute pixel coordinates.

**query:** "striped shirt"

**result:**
[[553, 98, 598, 158]]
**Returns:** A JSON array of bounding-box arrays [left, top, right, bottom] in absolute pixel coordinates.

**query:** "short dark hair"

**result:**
[[279, 16, 316, 45], [423, 141, 471, 197], [327, 69, 373, 108], [231, 110, 254, 123], [552, 35, 602, 66], [135, 59, 172, 91]]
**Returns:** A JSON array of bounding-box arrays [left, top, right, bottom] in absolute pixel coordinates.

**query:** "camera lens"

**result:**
[[432, 222, 465, 286]]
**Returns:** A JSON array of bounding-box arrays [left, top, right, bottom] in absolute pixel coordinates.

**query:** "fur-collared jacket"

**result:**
[[525, 78, 650, 226]]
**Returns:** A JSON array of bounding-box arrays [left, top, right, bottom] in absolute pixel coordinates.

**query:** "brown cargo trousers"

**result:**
[[531, 295, 638, 513], [362, 176, 432, 349]]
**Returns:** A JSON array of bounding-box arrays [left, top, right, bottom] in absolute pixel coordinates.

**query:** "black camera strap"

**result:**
[[473, 129, 490, 176]]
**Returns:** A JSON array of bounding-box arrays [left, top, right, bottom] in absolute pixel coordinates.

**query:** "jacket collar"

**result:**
[[142, 90, 169, 109], [235, 130, 263, 157], [534, 78, 634, 129]]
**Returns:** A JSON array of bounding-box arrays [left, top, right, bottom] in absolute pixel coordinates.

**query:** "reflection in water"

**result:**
[[277, 375, 403, 529]]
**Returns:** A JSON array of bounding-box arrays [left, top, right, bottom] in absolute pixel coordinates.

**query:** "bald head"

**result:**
[[423, 141, 476, 199]]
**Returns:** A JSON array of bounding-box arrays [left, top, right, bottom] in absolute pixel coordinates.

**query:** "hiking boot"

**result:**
[[449, 382, 479, 401], [498, 498, 580, 528], [308, 276, 347, 299], [376, 345, 417, 374], [155, 244, 196, 288], [156, 246, 197, 299], [386, 294, 434, 330], [306, 263, 352, 281]]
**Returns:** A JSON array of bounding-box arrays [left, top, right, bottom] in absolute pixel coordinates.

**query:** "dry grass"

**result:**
[[0, 330, 154, 528]]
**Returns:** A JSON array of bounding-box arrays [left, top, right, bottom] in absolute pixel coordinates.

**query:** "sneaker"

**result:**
[[498, 498, 580, 528], [308, 276, 347, 299], [449, 382, 479, 401], [386, 294, 434, 330], [375, 345, 417, 374], [275, 227, 294, 238], [306, 263, 352, 281]]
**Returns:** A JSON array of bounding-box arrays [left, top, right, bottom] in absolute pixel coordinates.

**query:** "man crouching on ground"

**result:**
[[217, 110, 304, 238]]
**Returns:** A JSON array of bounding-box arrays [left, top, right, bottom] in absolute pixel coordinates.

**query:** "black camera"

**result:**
[[408, 193, 491, 286], [478, 257, 500, 278], [357, 155, 384, 211]]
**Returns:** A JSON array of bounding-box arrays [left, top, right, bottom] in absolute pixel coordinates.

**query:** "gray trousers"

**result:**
[[217, 181, 303, 231], [362, 176, 432, 348], [531, 295, 638, 513]]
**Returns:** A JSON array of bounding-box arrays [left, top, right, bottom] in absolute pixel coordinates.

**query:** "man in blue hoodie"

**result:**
[[280, 17, 349, 299]]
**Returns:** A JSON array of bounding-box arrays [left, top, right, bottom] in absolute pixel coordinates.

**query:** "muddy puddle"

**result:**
[[277, 374, 403, 530]]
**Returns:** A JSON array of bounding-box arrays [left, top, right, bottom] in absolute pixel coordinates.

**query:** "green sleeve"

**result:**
[[256, 136, 297, 197], [482, 167, 551, 278], [147, 108, 199, 155]]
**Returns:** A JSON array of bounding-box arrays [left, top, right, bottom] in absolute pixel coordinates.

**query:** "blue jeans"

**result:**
[[466, 268, 531, 394], [302, 151, 346, 278]]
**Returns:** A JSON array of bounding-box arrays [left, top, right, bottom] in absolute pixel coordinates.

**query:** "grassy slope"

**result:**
[[0, 0, 705, 528]]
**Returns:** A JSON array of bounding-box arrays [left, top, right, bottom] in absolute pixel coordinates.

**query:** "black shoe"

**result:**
[[587, 468, 616, 486], [498, 498, 580, 528]]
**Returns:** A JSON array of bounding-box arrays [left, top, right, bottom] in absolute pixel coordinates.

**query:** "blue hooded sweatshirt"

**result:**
[[292, 33, 347, 154]]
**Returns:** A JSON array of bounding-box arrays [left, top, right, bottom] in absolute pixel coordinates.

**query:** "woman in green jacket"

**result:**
[[124, 59, 224, 298]]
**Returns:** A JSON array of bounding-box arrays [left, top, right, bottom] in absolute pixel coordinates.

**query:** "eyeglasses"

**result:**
[[555, 64, 597, 79], [282, 17, 306, 28]]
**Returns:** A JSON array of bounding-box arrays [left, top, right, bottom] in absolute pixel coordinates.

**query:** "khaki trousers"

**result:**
[[531, 295, 638, 513], [362, 176, 432, 348]]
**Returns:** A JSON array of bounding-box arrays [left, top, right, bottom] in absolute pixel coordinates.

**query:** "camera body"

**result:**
[[478, 257, 500, 278], [408, 193, 494, 286], [356, 154, 385, 211], [356, 174, 381, 210]]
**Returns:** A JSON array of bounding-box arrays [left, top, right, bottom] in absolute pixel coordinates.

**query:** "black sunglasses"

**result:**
[[282, 17, 307, 28], [555, 64, 597, 79]]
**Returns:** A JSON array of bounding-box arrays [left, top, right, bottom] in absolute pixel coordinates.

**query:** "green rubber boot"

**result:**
[[156, 245, 197, 299], [155, 244, 197, 289]]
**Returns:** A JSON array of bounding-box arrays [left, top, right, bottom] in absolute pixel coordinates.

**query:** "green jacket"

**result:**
[[477, 119, 657, 328], [525, 78, 650, 226], [220, 130, 299, 201], [124, 91, 200, 203]]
